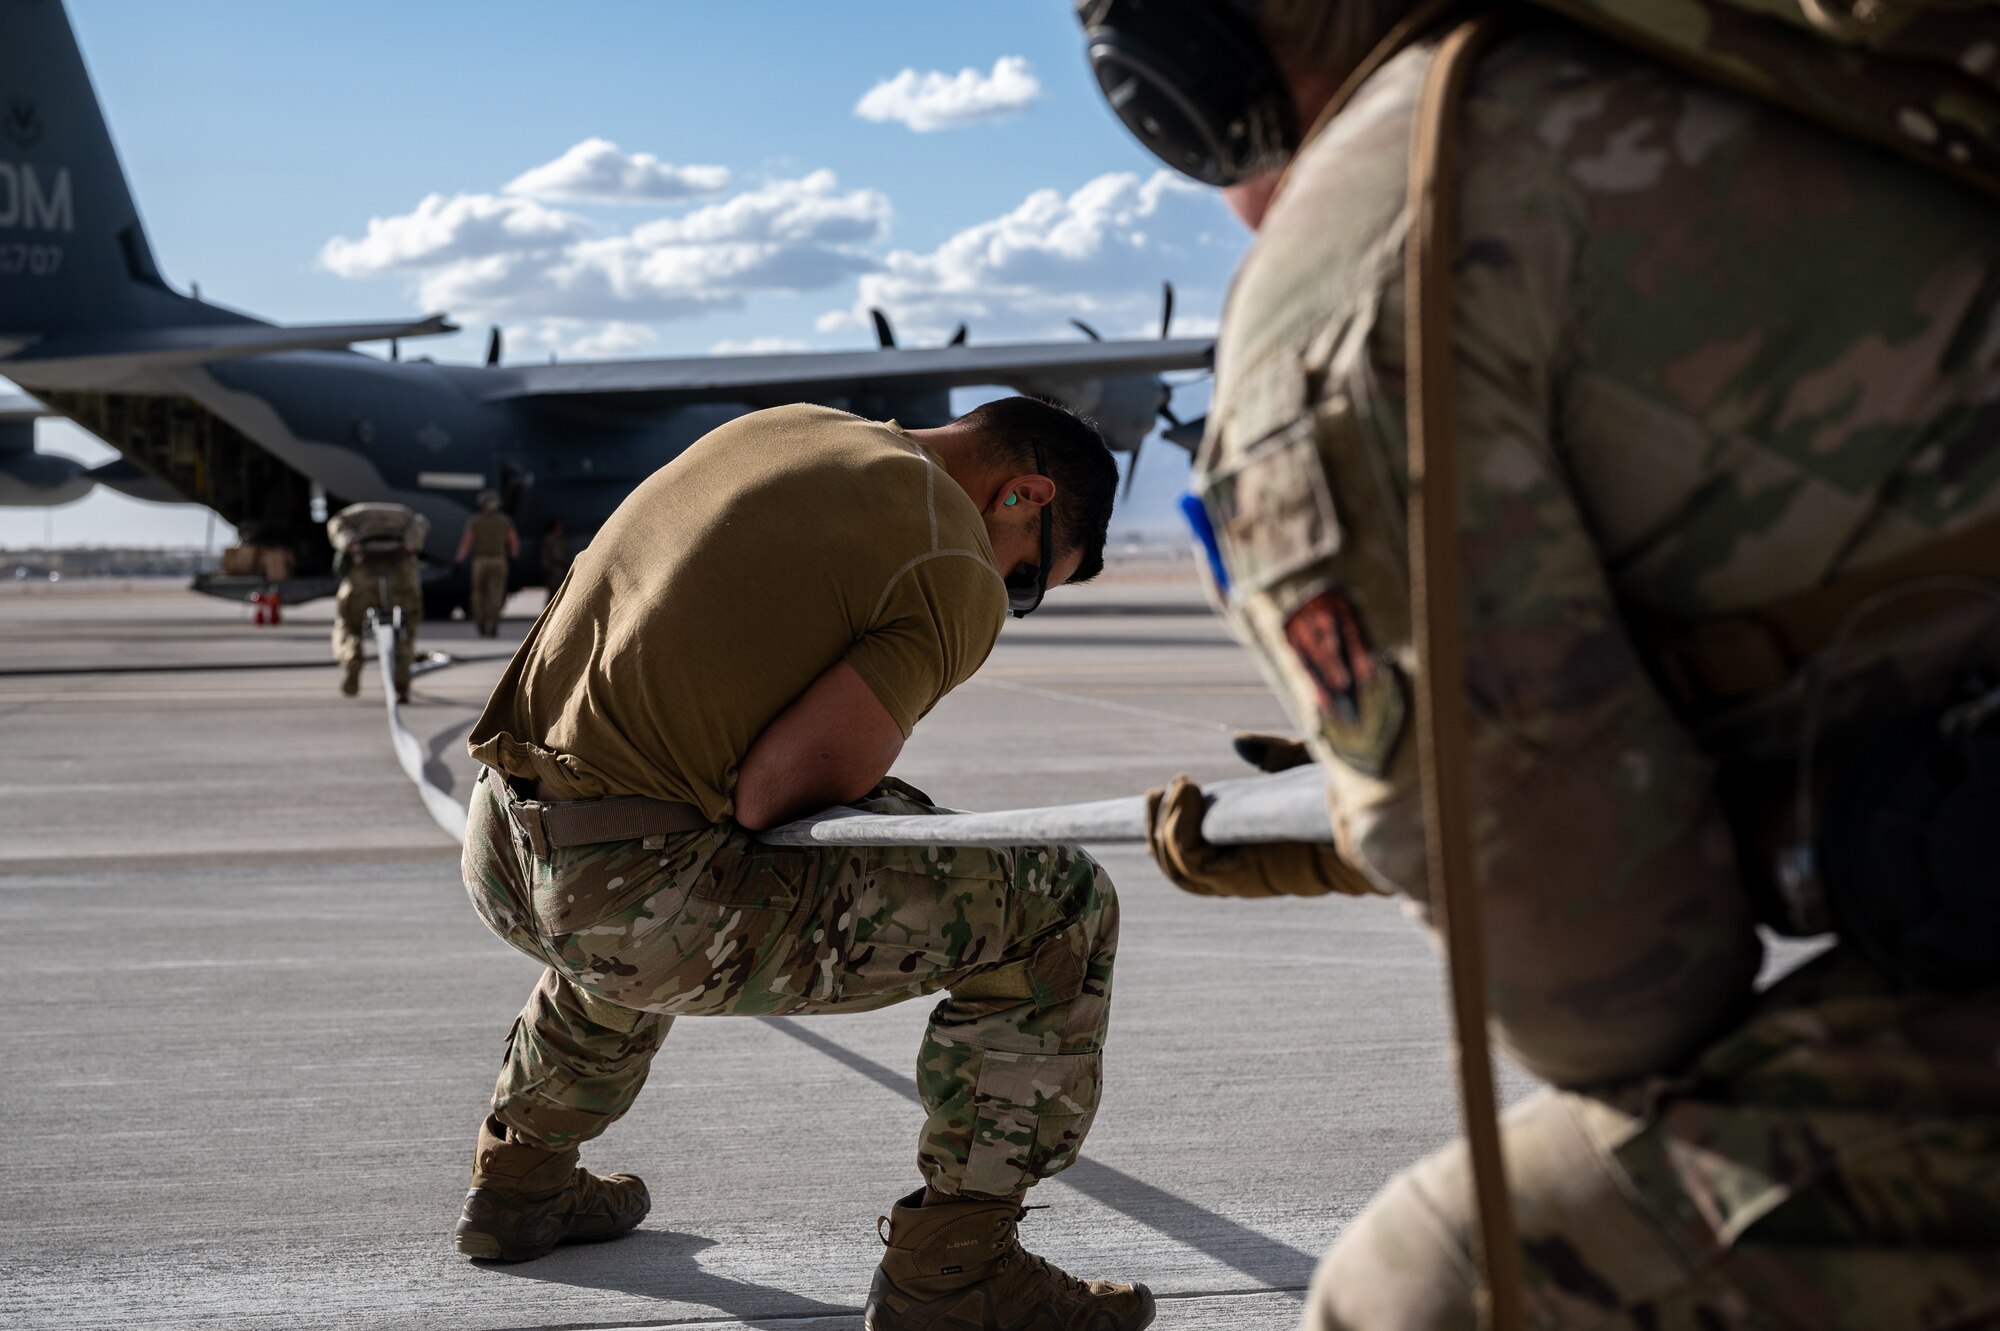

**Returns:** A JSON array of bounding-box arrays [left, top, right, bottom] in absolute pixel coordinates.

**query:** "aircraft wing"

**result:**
[[0, 390, 50, 420], [0, 315, 456, 375], [484, 337, 1213, 407]]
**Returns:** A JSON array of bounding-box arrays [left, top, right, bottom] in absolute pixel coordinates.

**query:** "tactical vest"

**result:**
[[1535, 0, 2000, 203], [328, 503, 429, 564], [1483, 0, 2000, 711]]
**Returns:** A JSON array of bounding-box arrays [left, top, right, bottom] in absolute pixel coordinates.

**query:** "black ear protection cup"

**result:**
[[1077, 0, 1297, 187], [1816, 690, 2000, 994]]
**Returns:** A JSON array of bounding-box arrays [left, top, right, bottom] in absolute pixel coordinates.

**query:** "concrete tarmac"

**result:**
[[0, 563, 1533, 1330]]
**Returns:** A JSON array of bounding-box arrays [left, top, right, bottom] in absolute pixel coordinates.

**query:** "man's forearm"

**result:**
[[733, 743, 889, 831], [733, 659, 904, 831]]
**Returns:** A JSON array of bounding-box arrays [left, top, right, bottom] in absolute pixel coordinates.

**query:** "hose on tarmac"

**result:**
[[370, 613, 1336, 853], [371, 613, 470, 845], [757, 763, 1334, 849]]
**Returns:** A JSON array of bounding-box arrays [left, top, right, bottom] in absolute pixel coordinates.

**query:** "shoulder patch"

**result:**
[[1283, 586, 1406, 778]]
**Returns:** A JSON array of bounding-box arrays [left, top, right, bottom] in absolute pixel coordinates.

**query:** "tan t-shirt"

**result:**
[[466, 510, 513, 559], [467, 404, 1007, 820]]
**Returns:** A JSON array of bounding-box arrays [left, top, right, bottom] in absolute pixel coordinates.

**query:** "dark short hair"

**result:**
[[957, 396, 1118, 584]]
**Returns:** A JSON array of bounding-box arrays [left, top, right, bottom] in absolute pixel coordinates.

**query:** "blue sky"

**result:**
[[2, 0, 1249, 548]]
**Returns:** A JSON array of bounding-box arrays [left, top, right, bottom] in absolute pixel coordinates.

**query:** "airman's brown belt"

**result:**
[[502, 776, 711, 857]]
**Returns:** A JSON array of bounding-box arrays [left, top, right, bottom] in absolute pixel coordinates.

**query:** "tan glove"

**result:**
[[1143, 774, 1381, 899]]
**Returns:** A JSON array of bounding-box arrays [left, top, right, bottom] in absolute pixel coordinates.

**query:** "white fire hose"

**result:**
[[757, 762, 1334, 848], [370, 612, 470, 845], [371, 612, 1334, 852]]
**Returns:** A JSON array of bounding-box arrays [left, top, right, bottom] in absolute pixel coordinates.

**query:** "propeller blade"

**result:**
[[1069, 318, 1103, 342], [389, 338, 399, 363], [1122, 439, 1143, 501], [1160, 281, 1174, 340], [948, 324, 967, 347], [1163, 414, 1207, 454], [870, 308, 896, 349], [485, 326, 502, 367]]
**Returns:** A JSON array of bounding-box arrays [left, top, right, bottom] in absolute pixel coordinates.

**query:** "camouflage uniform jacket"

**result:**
[[1196, 20, 2000, 1087]]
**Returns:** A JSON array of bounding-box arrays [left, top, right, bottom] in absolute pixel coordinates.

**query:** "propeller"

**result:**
[[873, 307, 972, 351], [1070, 318, 1103, 342], [1162, 411, 1206, 453], [389, 338, 399, 363], [485, 326, 503, 368]]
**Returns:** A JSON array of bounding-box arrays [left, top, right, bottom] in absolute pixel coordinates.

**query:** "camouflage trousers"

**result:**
[[468, 555, 507, 636], [333, 558, 421, 694], [1304, 947, 2000, 1331], [461, 767, 1120, 1200]]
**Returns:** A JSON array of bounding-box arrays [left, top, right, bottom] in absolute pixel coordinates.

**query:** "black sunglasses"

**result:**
[[1003, 442, 1052, 619]]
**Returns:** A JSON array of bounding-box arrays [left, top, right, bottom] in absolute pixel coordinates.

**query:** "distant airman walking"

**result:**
[[456, 491, 518, 638], [327, 501, 427, 702]]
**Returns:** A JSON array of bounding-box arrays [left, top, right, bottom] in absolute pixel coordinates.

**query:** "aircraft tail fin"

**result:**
[[0, 0, 241, 347]]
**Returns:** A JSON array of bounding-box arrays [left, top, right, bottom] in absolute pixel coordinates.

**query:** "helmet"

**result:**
[[1075, 0, 1295, 187]]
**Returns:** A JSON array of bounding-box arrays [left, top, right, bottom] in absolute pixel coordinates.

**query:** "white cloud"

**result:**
[[822, 170, 1236, 343], [508, 172, 888, 323], [855, 56, 1040, 132], [503, 137, 730, 204], [318, 142, 1234, 372], [318, 193, 588, 278], [326, 170, 889, 333], [502, 318, 660, 360], [631, 170, 889, 247], [709, 336, 812, 355]]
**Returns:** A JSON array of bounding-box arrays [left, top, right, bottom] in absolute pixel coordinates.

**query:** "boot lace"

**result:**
[[994, 1205, 1091, 1298], [569, 1166, 636, 1214]]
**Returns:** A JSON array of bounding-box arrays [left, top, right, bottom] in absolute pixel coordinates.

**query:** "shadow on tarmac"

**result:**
[[764, 1017, 1319, 1293], [482, 1227, 858, 1328], [424, 717, 476, 797]]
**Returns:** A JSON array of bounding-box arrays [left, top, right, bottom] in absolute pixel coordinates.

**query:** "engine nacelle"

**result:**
[[0, 444, 90, 506], [86, 456, 181, 504], [1015, 373, 1167, 455]]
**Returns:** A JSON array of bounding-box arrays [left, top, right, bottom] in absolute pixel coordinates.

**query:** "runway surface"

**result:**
[[1, 561, 1533, 1330]]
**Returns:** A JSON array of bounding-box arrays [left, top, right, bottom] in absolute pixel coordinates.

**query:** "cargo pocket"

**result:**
[[958, 1048, 1101, 1198], [531, 837, 683, 939], [691, 840, 807, 910]]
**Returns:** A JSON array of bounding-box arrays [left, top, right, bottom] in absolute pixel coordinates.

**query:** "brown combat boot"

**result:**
[[865, 1188, 1155, 1331], [451, 1115, 649, 1263], [340, 659, 361, 696]]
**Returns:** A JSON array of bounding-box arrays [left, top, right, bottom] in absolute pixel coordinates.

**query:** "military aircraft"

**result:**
[[0, 0, 1210, 612]]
